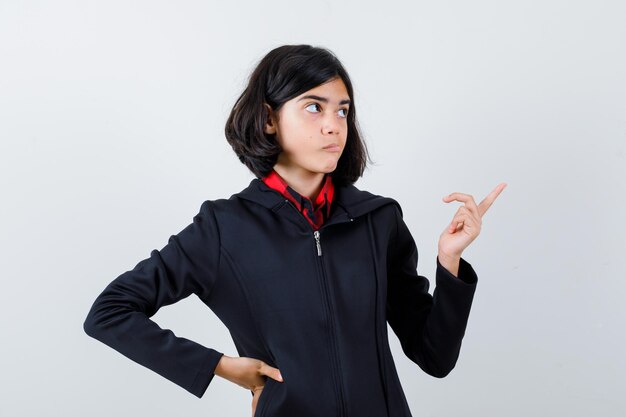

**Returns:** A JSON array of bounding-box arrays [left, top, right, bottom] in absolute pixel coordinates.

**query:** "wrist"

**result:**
[[437, 251, 461, 277], [438, 249, 461, 262], [214, 354, 232, 378]]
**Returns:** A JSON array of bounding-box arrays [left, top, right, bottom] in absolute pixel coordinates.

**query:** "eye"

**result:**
[[338, 108, 349, 118], [305, 103, 322, 113]]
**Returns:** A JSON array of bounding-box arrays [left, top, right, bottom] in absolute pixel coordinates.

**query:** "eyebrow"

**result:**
[[297, 95, 351, 106]]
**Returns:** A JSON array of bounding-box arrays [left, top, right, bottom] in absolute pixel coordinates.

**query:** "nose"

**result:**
[[321, 112, 342, 135]]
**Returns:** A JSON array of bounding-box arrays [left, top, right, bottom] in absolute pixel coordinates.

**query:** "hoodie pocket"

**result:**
[[253, 377, 276, 417]]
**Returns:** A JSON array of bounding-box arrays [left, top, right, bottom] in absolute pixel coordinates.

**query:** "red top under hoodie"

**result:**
[[261, 169, 335, 231]]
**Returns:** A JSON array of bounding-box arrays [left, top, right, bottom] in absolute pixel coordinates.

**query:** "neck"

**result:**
[[272, 164, 326, 200]]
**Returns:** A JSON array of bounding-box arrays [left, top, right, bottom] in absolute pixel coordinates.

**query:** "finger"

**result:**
[[450, 206, 480, 231], [449, 221, 463, 233], [449, 213, 467, 233], [448, 212, 479, 234], [252, 394, 262, 417], [448, 208, 465, 233], [443, 192, 480, 219], [260, 363, 283, 382], [477, 182, 507, 217], [251, 388, 262, 413]]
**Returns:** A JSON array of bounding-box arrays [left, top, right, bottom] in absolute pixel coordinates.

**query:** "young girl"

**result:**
[[84, 44, 506, 417]]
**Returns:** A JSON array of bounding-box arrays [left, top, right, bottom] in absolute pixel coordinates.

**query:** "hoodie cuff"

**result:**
[[189, 349, 225, 398], [436, 255, 478, 286]]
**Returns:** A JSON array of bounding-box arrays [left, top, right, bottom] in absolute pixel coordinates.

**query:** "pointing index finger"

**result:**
[[478, 182, 507, 217]]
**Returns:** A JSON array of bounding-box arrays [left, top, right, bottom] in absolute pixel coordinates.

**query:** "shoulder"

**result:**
[[335, 183, 405, 219], [195, 196, 247, 223]]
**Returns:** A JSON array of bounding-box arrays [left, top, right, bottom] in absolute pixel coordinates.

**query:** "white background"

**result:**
[[1, 1, 625, 416]]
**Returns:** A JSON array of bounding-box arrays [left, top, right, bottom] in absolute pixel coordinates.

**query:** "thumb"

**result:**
[[261, 363, 284, 382]]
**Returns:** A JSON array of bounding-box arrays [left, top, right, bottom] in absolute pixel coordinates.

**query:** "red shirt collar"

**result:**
[[261, 169, 335, 230]]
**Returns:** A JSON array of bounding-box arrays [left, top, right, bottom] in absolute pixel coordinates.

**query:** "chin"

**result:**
[[321, 160, 340, 172], [319, 164, 338, 174]]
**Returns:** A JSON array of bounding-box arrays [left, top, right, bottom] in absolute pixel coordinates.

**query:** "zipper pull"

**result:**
[[313, 230, 322, 256]]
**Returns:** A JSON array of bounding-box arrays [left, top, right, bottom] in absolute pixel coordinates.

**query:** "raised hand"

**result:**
[[438, 182, 507, 262]]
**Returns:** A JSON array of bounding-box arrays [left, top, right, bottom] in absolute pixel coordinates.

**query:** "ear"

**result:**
[[263, 103, 277, 135]]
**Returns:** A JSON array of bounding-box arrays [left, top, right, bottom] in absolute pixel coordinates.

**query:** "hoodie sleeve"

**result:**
[[83, 200, 224, 398], [386, 204, 478, 378]]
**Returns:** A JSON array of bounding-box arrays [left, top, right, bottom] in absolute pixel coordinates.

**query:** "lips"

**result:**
[[323, 144, 340, 151]]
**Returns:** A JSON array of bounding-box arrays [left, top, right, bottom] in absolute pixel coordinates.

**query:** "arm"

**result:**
[[83, 200, 224, 398], [386, 205, 478, 378]]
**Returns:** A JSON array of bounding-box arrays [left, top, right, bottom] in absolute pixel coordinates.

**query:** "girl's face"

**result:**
[[264, 77, 350, 178]]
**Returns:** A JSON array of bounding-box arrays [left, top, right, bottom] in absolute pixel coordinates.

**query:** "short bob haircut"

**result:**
[[224, 44, 371, 187]]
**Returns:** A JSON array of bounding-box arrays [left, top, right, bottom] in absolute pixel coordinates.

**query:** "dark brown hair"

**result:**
[[224, 44, 371, 186]]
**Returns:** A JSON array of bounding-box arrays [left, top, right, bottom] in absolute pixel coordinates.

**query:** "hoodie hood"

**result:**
[[234, 177, 403, 221]]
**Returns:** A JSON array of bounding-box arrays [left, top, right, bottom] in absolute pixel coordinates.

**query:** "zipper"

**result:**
[[313, 228, 347, 417], [282, 199, 348, 417], [313, 230, 322, 256]]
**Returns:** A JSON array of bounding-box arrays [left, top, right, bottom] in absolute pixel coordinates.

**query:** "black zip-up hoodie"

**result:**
[[83, 177, 478, 417]]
